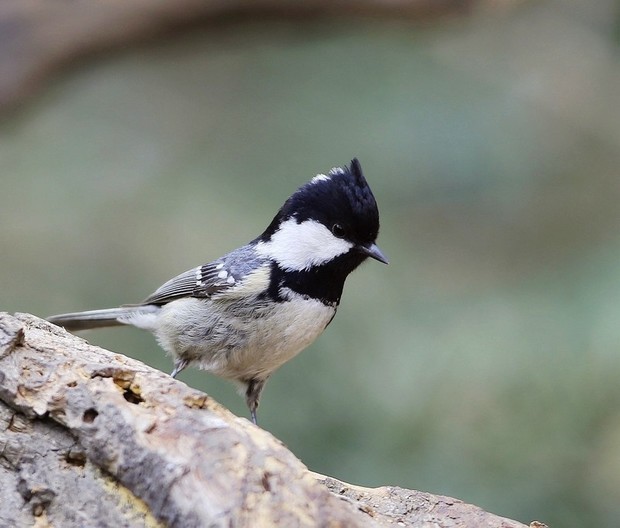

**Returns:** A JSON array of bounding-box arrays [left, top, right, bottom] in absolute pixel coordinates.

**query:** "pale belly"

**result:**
[[153, 295, 336, 381]]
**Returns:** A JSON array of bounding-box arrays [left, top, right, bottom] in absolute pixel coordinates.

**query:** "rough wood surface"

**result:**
[[0, 312, 527, 527]]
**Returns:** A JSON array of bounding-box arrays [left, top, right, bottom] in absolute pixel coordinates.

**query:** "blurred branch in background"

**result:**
[[0, 0, 523, 113]]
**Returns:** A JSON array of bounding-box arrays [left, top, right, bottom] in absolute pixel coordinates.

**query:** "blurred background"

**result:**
[[1, 0, 620, 526]]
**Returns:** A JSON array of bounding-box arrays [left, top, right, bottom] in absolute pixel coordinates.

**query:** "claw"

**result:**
[[245, 378, 267, 426], [170, 358, 189, 378]]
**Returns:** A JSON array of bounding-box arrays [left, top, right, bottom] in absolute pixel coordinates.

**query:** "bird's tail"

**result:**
[[47, 305, 158, 332]]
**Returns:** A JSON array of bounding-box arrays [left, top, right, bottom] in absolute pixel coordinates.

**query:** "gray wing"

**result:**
[[140, 260, 240, 306]]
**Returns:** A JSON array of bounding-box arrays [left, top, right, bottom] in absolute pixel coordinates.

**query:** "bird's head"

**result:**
[[257, 159, 388, 273]]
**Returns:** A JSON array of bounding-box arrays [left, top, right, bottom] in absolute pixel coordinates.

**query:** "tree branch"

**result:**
[[0, 0, 526, 113], [0, 312, 528, 527]]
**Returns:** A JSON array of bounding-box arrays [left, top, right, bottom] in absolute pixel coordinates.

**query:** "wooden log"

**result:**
[[0, 312, 528, 527]]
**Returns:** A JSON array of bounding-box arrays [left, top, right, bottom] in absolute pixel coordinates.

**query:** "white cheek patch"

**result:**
[[256, 218, 353, 271]]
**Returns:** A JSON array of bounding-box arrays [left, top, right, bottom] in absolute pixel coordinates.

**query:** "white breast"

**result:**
[[151, 290, 336, 382], [233, 292, 335, 379]]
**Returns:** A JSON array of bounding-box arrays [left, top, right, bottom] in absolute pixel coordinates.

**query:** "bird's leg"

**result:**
[[245, 378, 268, 425], [170, 358, 189, 378]]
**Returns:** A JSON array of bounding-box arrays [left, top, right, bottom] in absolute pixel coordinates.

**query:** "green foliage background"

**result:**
[[2, 3, 620, 526]]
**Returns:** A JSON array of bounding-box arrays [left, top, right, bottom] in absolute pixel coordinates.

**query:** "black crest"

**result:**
[[261, 158, 380, 247]]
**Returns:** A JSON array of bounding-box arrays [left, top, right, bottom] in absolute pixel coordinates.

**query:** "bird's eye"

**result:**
[[331, 223, 346, 238]]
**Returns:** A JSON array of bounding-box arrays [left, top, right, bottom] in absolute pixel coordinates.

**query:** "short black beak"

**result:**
[[359, 243, 389, 264]]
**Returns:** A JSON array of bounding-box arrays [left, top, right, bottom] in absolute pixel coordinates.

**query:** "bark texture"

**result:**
[[0, 312, 528, 527]]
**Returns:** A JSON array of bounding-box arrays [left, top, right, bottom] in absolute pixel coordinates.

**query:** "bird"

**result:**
[[48, 158, 388, 424]]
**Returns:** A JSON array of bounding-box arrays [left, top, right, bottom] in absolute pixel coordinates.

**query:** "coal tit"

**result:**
[[48, 158, 387, 424]]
